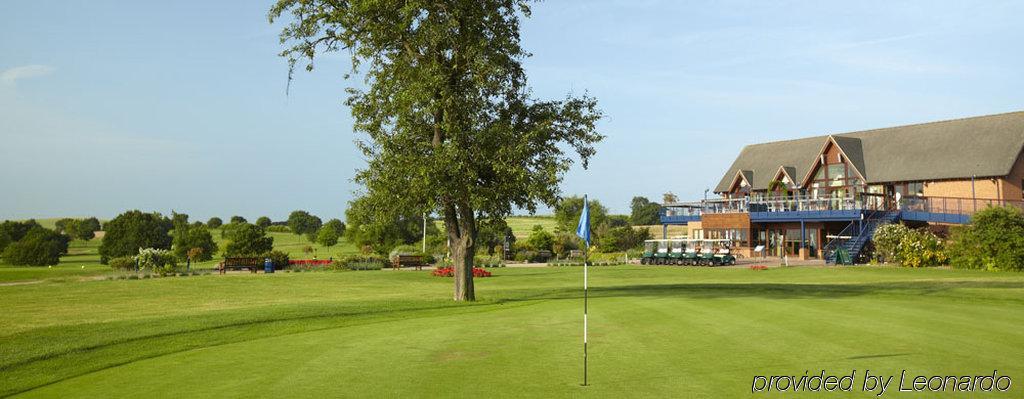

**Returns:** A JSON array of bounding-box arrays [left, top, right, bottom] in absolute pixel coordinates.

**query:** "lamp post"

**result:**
[[422, 213, 427, 253]]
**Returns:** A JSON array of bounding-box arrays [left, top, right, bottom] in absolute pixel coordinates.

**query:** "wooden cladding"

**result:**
[[701, 213, 751, 229]]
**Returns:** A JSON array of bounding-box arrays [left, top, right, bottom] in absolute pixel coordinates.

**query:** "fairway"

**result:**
[[2, 266, 1022, 398]]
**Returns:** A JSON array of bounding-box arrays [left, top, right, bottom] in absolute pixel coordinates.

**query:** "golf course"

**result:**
[[2, 265, 1022, 398]]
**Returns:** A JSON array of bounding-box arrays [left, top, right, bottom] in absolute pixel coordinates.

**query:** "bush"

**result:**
[[264, 250, 290, 269], [872, 223, 946, 267], [596, 226, 650, 252], [206, 217, 223, 229], [1, 227, 69, 266], [947, 206, 1024, 271], [135, 248, 179, 276], [334, 254, 387, 270], [109, 256, 136, 271]]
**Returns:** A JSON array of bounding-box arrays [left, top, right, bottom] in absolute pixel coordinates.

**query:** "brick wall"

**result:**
[[701, 213, 751, 229]]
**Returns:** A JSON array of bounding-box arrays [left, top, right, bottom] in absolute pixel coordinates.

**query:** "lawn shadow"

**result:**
[[496, 280, 1024, 303]]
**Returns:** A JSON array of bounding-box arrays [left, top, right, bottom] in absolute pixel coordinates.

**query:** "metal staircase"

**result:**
[[824, 210, 900, 264]]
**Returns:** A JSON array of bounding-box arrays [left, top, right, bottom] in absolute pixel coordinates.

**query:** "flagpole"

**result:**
[[583, 241, 588, 387]]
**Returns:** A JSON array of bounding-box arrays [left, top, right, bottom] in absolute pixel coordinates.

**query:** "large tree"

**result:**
[[98, 211, 173, 263], [271, 1, 603, 300], [630, 196, 662, 226]]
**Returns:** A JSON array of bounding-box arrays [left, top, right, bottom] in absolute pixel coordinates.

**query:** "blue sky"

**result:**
[[1, 1, 1022, 221]]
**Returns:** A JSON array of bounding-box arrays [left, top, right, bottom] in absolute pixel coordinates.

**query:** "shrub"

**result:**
[[264, 250, 290, 269], [334, 254, 387, 270], [266, 225, 291, 233], [1, 227, 69, 266], [206, 217, 223, 229], [108, 256, 136, 271], [596, 226, 650, 252], [135, 248, 179, 276], [873, 223, 946, 268], [947, 206, 1024, 271]]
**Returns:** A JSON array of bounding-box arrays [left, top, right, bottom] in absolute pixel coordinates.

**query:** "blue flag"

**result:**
[[576, 195, 590, 246]]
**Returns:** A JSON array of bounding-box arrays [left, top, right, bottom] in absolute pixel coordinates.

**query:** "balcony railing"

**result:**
[[662, 193, 1024, 220]]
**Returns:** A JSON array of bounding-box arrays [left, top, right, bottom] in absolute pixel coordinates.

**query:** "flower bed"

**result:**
[[749, 265, 769, 271], [432, 267, 492, 277]]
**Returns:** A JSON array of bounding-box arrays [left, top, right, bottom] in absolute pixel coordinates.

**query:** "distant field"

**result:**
[[432, 215, 560, 239], [0, 227, 361, 283]]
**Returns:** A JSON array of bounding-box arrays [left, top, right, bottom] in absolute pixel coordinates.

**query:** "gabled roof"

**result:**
[[714, 111, 1024, 192], [798, 135, 867, 187], [772, 166, 797, 187], [726, 169, 753, 191]]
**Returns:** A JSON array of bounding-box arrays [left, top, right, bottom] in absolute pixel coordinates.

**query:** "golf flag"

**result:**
[[576, 195, 590, 246], [576, 194, 590, 386]]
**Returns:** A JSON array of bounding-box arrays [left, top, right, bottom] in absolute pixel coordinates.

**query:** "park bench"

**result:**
[[391, 254, 426, 270], [219, 257, 263, 274]]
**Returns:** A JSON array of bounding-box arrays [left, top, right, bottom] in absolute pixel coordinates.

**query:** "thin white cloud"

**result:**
[[0, 65, 56, 85]]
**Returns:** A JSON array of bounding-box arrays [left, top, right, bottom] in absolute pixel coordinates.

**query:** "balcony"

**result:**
[[660, 194, 1024, 224]]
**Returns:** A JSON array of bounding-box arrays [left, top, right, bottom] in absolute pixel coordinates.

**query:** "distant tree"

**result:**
[[206, 217, 223, 229], [630, 196, 662, 226], [223, 223, 274, 257], [0, 220, 40, 252], [1, 227, 70, 266], [230, 216, 248, 224], [99, 211, 173, 264], [73, 217, 102, 240], [606, 215, 630, 228], [477, 219, 513, 256], [323, 218, 346, 236], [316, 227, 339, 247], [344, 197, 438, 255], [287, 210, 322, 236], [255, 216, 272, 228], [662, 192, 679, 204], [554, 196, 609, 236], [596, 226, 651, 252], [172, 222, 218, 262], [172, 212, 189, 227], [54, 218, 76, 235], [526, 225, 555, 252], [270, 0, 603, 301]]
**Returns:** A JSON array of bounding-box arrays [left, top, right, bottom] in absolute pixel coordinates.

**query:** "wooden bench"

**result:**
[[219, 257, 263, 274], [391, 254, 426, 270]]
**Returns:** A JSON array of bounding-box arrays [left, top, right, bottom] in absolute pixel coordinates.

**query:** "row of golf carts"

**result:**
[[641, 239, 737, 266]]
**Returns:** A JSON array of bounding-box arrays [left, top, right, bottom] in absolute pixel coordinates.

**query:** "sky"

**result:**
[[1, 0, 1022, 221]]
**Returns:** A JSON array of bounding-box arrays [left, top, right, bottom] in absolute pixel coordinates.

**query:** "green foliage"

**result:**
[[206, 217, 223, 229], [271, 0, 603, 300], [135, 248, 179, 276], [223, 224, 274, 257], [947, 206, 1024, 271], [0, 220, 41, 252], [554, 196, 609, 235], [333, 254, 387, 271], [287, 210, 322, 236], [266, 225, 291, 233], [265, 250, 290, 269], [552, 234, 580, 258], [1, 227, 70, 266], [630, 196, 661, 225], [255, 217, 272, 228], [872, 223, 946, 267], [477, 219, 512, 255], [526, 225, 555, 252], [172, 223, 218, 262], [596, 226, 651, 253], [74, 217, 101, 240], [108, 256, 136, 271], [316, 227, 340, 247], [99, 210, 173, 264], [344, 197, 438, 255], [230, 216, 247, 224]]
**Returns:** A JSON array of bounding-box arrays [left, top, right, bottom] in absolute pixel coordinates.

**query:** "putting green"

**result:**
[[3, 266, 1023, 398]]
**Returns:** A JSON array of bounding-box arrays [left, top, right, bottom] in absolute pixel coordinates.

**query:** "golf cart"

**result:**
[[696, 239, 737, 266], [641, 239, 689, 265]]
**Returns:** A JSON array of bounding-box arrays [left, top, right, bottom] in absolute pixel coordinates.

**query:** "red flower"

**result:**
[[749, 265, 768, 271]]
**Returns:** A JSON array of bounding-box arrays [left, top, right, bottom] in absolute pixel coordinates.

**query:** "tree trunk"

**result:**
[[443, 199, 476, 301]]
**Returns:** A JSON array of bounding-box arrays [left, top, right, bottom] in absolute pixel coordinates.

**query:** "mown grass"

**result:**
[[1, 265, 1022, 398]]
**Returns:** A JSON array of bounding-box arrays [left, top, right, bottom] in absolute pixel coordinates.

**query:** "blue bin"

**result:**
[[264, 258, 274, 273]]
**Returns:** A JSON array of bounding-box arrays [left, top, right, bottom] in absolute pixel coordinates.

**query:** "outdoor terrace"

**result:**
[[661, 194, 1024, 224]]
